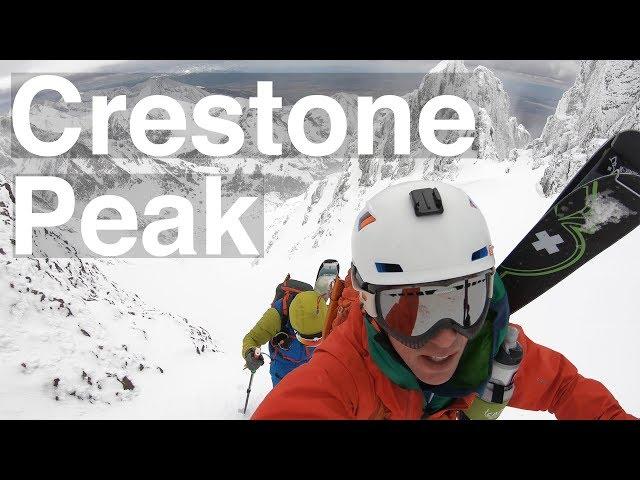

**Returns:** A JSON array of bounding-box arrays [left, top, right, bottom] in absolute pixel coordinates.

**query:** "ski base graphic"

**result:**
[[498, 131, 640, 314]]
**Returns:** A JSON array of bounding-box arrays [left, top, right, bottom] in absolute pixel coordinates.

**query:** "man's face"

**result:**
[[389, 328, 468, 385]]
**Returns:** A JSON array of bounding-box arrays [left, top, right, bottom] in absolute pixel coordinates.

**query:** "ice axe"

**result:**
[[239, 347, 262, 415], [241, 370, 255, 415]]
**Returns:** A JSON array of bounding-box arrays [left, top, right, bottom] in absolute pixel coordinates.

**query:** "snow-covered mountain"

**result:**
[[3, 66, 530, 201], [263, 60, 531, 258], [352, 61, 530, 187], [0, 173, 217, 410], [532, 60, 640, 195], [1, 76, 347, 199], [368, 60, 530, 160]]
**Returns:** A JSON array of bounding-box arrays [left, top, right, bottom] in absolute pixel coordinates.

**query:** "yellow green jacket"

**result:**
[[242, 307, 282, 358]]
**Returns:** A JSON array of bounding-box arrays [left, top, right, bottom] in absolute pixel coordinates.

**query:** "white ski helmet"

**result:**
[[351, 180, 495, 343]]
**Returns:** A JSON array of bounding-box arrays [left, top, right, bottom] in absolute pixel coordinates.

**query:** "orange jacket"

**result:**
[[252, 302, 636, 420]]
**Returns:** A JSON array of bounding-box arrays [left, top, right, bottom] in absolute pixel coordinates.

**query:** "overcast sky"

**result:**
[[0, 60, 581, 137], [0, 60, 579, 93]]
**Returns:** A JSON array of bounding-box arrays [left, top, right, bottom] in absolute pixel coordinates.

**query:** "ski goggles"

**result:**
[[352, 267, 494, 349]]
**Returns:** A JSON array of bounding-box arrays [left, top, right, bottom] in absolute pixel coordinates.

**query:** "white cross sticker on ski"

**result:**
[[532, 230, 564, 254]]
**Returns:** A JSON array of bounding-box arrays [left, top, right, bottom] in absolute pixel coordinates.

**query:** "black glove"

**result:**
[[272, 331, 292, 349], [244, 347, 264, 373]]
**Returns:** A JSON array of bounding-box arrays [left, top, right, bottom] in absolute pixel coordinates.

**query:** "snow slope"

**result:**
[[0, 175, 219, 418]]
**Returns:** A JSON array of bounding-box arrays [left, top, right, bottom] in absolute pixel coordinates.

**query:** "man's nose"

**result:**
[[428, 328, 458, 349]]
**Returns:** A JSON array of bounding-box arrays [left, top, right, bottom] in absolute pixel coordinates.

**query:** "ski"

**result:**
[[497, 130, 640, 314], [553, 129, 640, 199]]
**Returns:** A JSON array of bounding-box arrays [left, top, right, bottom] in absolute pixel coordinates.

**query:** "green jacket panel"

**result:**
[[242, 307, 282, 358]]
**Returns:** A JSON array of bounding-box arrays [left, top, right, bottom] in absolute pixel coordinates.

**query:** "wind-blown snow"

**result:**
[[582, 191, 635, 233]]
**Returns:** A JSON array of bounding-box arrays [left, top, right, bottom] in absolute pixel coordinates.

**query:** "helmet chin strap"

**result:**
[[364, 312, 383, 333], [351, 269, 377, 317], [360, 292, 377, 318]]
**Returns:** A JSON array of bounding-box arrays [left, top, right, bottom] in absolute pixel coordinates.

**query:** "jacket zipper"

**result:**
[[421, 392, 435, 418]]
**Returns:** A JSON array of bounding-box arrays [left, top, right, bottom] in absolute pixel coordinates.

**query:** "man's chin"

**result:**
[[414, 369, 456, 385]]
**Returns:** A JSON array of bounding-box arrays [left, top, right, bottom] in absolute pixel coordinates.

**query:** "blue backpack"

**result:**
[[268, 275, 314, 385]]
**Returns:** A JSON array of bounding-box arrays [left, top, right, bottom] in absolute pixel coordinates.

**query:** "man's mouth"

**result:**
[[427, 354, 453, 363], [420, 351, 459, 369]]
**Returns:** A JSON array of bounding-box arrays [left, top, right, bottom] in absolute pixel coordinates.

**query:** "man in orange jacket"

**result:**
[[253, 181, 636, 420]]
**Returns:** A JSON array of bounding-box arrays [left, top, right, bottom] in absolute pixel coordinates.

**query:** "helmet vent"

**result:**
[[358, 212, 376, 231], [375, 262, 403, 273], [471, 246, 488, 261]]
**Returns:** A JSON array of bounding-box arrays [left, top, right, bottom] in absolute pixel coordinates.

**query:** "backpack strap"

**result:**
[[322, 267, 362, 339], [280, 274, 306, 317], [272, 299, 290, 332], [323, 276, 345, 338]]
